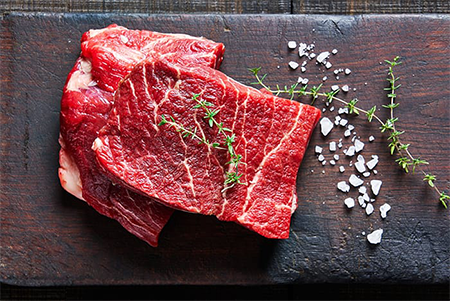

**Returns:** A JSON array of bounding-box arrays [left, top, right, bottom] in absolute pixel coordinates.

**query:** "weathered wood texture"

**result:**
[[1, 0, 450, 14], [1, 13, 449, 286]]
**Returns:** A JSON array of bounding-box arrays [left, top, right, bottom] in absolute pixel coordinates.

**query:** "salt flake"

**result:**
[[371, 180, 382, 196], [288, 41, 297, 49], [380, 203, 391, 219], [289, 61, 299, 70], [337, 181, 350, 193], [320, 117, 334, 136], [344, 198, 355, 208], [367, 229, 383, 244]]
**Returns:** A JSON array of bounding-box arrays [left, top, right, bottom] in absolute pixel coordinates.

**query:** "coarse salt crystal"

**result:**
[[348, 124, 355, 131], [357, 154, 365, 163], [334, 154, 340, 161], [373, 170, 378, 175], [315, 145, 323, 154], [309, 53, 316, 58], [346, 146, 356, 157], [337, 181, 350, 192], [318, 154, 325, 162], [289, 61, 299, 70], [322, 160, 327, 166], [365, 203, 374, 215], [366, 155, 378, 170], [298, 43, 308, 57], [338, 107, 349, 115], [358, 195, 365, 207], [302, 78, 309, 85], [363, 171, 371, 177], [323, 76, 328, 81], [359, 186, 367, 194], [331, 85, 339, 91], [339, 166, 345, 173], [333, 69, 340, 75], [338, 141, 343, 148], [325, 62, 332, 69], [354, 139, 365, 152], [288, 41, 297, 49], [355, 161, 366, 173], [344, 129, 351, 137], [371, 180, 382, 196], [320, 117, 334, 136], [369, 135, 375, 142], [342, 85, 349, 92], [367, 229, 383, 244], [340, 118, 348, 126], [302, 60, 308, 66], [363, 193, 370, 202], [322, 108, 326, 112], [330, 160, 336, 166], [380, 203, 391, 219], [349, 174, 364, 187], [345, 68, 352, 75], [316, 51, 330, 64], [344, 197, 355, 208], [332, 49, 338, 54], [329, 141, 337, 152], [330, 106, 335, 112], [301, 67, 306, 73]]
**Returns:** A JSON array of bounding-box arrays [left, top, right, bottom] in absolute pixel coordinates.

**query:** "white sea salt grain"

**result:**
[[373, 170, 378, 175], [334, 154, 340, 161], [332, 48, 338, 54], [347, 124, 355, 131], [344, 198, 355, 208], [340, 118, 348, 126], [329, 141, 337, 152], [339, 166, 345, 173], [355, 161, 366, 173], [289, 61, 299, 70], [298, 43, 308, 57], [331, 85, 339, 91], [330, 160, 336, 166], [371, 180, 382, 196], [325, 62, 333, 69], [363, 193, 370, 203], [359, 186, 367, 194], [345, 68, 352, 75], [322, 108, 326, 112], [323, 76, 328, 81], [301, 67, 307, 73], [369, 135, 375, 142], [380, 203, 391, 219], [318, 154, 325, 162], [354, 139, 365, 152], [337, 181, 350, 192], [349, 174, 364, 187], [358, 196, 365, 207], [363, 171, 371, 177], [320, 117, 334, 136], [366, 203, 374, 215], [338, 107, 349, 115], [310, 53, 316, 58], [315, 145, 323, 154], [322, 160, 327, 166], [338, 141, 343, 148], [330, 106, 335, 112], [367, 229, 383, 244], [288, 41, 297, 49], [316, 51, 330, 64], [342, 85, 349, 92], [351, 135, 357, 143], [366, 156, 379, 170], [302, 60, 308, 67], [344, 129, 351, 137], [346, 146, 356, 157]]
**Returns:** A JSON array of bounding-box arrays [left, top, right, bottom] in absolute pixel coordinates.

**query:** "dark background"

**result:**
[[1, 1, 449, 300]]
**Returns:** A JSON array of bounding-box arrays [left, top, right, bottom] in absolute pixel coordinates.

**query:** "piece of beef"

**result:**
[[59, 25, 225, 246], [93, 59, 321, 239]]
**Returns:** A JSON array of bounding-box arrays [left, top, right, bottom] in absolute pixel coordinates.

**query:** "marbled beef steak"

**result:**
[[93, 59, 321, 239], [59, 25, 225, 246]]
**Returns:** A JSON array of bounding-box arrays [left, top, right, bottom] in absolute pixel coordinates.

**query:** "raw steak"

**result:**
[[93, 59, 321, 239], [59, 25, 225, 246]]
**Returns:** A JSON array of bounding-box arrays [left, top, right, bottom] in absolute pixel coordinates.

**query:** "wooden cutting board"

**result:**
[[1, 13, 449, 286]]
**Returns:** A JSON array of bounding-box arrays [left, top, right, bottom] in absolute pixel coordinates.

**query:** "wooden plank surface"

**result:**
[[1, 0, 450, 14], [1, 13, 449, 286]]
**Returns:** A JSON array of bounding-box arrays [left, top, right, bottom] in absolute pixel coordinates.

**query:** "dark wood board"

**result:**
[[1, 13, 449, 286]]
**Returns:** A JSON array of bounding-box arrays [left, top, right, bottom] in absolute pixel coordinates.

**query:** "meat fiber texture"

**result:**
[[93, 59, 321, 239], [59, 25, 225, 246]]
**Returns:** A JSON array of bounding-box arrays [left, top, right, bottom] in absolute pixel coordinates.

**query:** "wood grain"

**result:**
[[0, 0, 292, 14], [1, 13, 449, 286], [2, 0, 450, 14]]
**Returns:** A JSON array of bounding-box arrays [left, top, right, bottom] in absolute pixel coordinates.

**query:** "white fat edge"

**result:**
[[66, 59, 96, 92], [58, 144, 85, 201]]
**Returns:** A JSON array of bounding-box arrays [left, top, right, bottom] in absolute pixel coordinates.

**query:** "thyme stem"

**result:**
[[249, 61, 449, 208]]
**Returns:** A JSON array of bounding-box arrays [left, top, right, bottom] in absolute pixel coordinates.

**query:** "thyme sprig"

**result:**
[[249, 58, 449, 208], [158, 94, 246, 192]]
